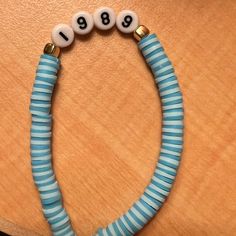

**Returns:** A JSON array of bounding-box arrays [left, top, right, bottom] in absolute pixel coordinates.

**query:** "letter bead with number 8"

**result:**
[[93, 7, 116, 30], [116, 10, 139, 33], [72, 11, 94, 35]]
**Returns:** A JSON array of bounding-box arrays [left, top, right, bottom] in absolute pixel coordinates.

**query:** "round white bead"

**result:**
[[116, 10, 139, 34], [93, 7, 116, 30], [72, 11, 94, 35], [51, 24, 74, 48]]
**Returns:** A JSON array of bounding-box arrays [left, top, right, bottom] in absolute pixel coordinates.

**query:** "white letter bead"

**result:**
[[93, 7, 116, 30], [72, 11, 94, 35], [116, 10, 139, 34], [51, 24, 74, 48]]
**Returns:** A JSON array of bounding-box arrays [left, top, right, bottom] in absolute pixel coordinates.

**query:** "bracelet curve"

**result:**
[[30, 8, 184, 236]]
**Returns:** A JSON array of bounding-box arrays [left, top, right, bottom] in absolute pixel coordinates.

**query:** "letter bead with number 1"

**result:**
[[51, 24, 74, 48]]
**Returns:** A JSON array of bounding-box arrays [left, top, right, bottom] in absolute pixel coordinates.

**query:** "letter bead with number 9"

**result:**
[[72, 11, 94, 35], [116, 10, 139, 33], [93, 7, 116, 30]]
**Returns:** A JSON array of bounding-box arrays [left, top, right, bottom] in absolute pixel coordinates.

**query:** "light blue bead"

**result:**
[[154, 173, 174, 184], [133, 203, 152, 221], [140, 197, 158, 214], [41, 54, 60, 63], [39, 61, 60, 70], [117, 218, 133, 236], [123, 214, 139, 233]]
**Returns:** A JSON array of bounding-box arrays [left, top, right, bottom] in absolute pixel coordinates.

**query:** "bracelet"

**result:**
[[30, 7, 184, 236]]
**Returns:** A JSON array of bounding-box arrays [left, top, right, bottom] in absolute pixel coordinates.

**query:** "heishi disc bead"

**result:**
[[116, 10, 139, 34], [72, 11, 94, 35], [93, 7, 116, 30], [51, 24, 74, 48]]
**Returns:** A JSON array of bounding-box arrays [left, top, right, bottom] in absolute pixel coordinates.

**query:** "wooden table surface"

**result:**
[[0, 0, 235, 235]]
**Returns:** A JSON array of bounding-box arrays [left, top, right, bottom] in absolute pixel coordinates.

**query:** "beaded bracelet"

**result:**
[[30, 7, 184, 236]]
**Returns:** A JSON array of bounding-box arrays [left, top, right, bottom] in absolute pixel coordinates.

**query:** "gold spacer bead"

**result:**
[[43, 43, 60, 58], [133, 25, 150, 41]]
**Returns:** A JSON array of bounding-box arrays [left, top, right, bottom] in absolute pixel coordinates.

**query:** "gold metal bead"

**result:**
[[43, 43, 60, 58], [133, 25, 150, 41]]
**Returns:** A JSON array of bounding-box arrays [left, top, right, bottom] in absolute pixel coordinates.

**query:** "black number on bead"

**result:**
[[77, 16, 87, 29], [59, 32, 69, 41], [101, 12, 110, 25], [122, 15, 133, 28]]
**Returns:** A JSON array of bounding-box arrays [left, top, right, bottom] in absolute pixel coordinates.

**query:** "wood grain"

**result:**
[[0, 0, 236, 235]]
